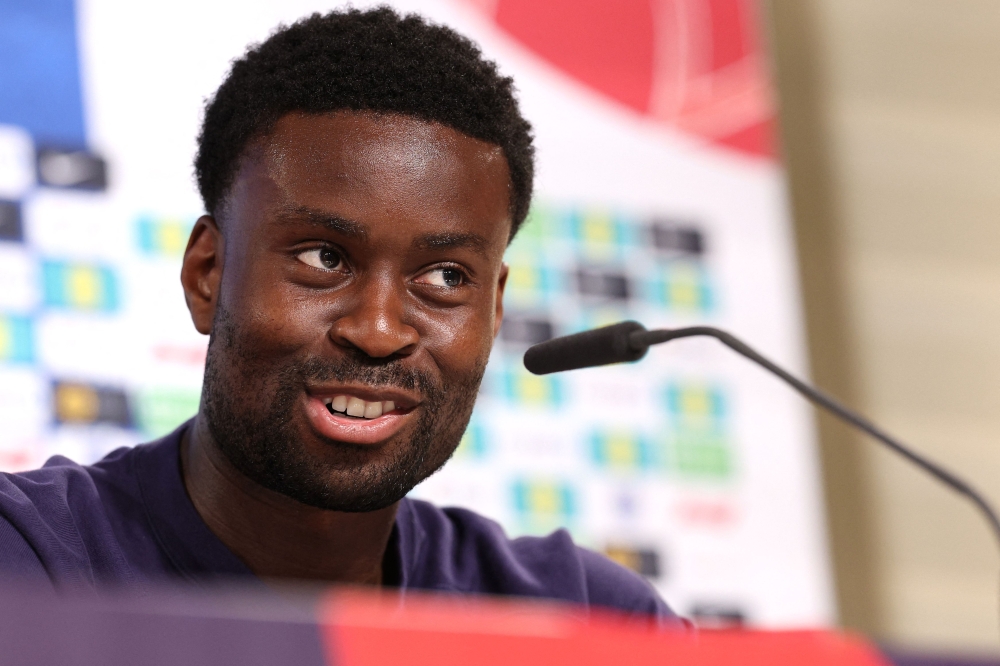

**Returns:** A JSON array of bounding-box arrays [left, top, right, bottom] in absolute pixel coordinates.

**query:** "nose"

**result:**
[[327, 274, 419, 359]]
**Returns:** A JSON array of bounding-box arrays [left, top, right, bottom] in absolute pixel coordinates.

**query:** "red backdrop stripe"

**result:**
[[465, 0, 776, 159], [495, 0, 656, 115]]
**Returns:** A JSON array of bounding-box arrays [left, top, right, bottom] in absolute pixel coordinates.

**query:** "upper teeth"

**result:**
[[325, 396, 396, 419]]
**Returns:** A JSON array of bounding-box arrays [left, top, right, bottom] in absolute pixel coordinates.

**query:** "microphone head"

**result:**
[[523, 321, 648, 375]]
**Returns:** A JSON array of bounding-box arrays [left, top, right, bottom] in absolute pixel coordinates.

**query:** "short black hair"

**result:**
[[195, 6, 534, 239]]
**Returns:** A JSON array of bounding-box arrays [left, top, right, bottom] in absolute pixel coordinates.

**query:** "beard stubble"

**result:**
[[200, 305, 488, 512]]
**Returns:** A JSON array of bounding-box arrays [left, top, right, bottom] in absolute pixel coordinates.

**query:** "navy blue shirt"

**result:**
[[0, 421, 678, 624]]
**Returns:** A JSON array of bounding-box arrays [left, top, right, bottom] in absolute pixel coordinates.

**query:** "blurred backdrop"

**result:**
[[0, 0, 998, 657]]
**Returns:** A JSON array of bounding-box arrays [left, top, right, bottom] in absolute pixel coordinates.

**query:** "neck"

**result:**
[[181, 414, 399, 585]]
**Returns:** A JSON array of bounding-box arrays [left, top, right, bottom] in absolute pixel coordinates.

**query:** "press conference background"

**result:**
[[0, 0, 833, 628], [3, 0, 998, 654]]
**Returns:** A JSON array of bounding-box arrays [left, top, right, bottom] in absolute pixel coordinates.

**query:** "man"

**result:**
[[0, 8, 679, 624]]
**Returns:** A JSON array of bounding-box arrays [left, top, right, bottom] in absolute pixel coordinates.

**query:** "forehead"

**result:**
[[234, 111, 512, 241]]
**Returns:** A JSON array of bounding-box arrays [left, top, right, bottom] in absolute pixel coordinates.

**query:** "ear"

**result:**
[[181, 215, 224, 335], [493, 262, 508, 339]]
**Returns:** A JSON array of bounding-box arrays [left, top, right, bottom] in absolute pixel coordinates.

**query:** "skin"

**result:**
[[179, 111, 512, 585]]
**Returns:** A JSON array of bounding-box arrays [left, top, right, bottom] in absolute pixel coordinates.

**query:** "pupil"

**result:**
[[320, 248, 339, 269], [442, 269, 461, 287]]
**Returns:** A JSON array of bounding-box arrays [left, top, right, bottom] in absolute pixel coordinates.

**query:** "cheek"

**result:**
[[418, 299, 496, 374], [221, 270, 329, 360]]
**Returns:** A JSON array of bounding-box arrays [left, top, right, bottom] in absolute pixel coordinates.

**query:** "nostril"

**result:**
[[328, 316, 419, 359]]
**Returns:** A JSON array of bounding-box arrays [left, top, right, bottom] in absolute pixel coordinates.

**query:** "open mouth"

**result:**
[[323, 395, 397, 420], [305, 389, 416, 445]]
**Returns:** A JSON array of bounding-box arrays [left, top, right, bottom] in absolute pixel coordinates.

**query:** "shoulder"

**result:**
[[398, 498, 680, 625], [0, 444, 144, 586]]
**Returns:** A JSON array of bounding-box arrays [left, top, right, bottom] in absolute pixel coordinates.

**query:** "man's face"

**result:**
[[184, 111, 511, 511]]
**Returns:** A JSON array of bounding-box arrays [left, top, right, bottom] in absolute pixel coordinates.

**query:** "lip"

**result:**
[[303, 384, 420, 446], [307, 385, 419, 409]]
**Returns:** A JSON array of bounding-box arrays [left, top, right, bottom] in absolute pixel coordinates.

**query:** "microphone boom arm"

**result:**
[[630, 326, 1000, 554]]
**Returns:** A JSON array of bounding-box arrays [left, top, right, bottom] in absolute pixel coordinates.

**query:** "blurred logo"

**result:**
[[675, 500, 737, 527], [604, 545, 662, 578], [137, 215, 193, 257], [665, 382, 733, 480], [570, 208, 629, 259], [53, 380, 132, 427], [589, 429, 660, 471], [670, 431, 733, 479], [647, 261, 713, 311], [134, 386, 200, 437], [510, 203, 565, 245], [453, 420, 489, 460], [498, 313, 554, 347], [576, 267, 631, 300], [501, 364, 563, 408], [647, 221, 705, 257], [42, 260, 118, 312], [35, 147, 107, 190], [512, 478, 576, 534], [503, 257, 560, 307], [0, 314, 33, 363], [0, 200, 23, 242], [667, 382, 725, 424], [151, 343, 207, 367], [688, 603, 746, 629]]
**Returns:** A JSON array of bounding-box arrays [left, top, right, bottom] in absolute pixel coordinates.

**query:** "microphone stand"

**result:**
[[525, 321, 1000, 637]]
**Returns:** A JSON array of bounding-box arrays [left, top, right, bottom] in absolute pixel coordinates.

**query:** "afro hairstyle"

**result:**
[[195, 6, 535, 239]]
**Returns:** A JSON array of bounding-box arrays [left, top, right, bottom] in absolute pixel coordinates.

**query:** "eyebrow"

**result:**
[[413, 231, 491, 257], [275, 205, 367, 240], [276, 205, 490, 256]]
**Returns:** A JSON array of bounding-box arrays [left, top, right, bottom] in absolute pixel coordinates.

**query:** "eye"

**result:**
[[418, 267, 465, 288], [297, 247, 344, 271]]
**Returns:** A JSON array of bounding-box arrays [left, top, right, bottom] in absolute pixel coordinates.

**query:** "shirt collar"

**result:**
[[392, 497, 426, 592], [132, 419, 258, 583], [133, 419, 421, 591]]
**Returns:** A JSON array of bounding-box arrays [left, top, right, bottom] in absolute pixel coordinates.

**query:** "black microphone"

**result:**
[[524, 321, 1000, 560], [522, 321, 648, 374]]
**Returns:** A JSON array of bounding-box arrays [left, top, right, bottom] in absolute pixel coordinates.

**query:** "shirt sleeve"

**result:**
[[576, 546, 682, 628], [0, 462, 132, 589], [0, 514, 49, 582], [404, 501, 686, 628]]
